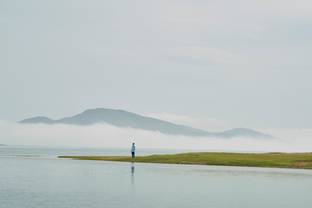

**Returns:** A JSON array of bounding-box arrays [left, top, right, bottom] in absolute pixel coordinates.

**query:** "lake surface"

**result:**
[[1, 146, 312, 208]]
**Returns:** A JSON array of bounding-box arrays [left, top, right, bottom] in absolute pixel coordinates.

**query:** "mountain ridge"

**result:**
[[20, 108, 273, 138]]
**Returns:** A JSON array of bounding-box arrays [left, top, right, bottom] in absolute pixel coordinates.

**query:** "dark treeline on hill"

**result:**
[[20, 108, 272, 138]]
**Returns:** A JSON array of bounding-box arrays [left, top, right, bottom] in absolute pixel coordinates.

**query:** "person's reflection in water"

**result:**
[[131, 161, 135, 189]]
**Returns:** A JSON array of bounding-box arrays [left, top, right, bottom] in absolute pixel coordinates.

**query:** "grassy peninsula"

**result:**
[[59, 152, 312, 170]]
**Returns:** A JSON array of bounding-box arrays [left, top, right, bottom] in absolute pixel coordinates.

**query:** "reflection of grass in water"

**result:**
[[59, 152, 312, 170]]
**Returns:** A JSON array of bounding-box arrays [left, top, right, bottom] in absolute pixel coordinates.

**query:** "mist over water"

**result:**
[[1, 121, 312, 152], [0, 121, 312, 152]]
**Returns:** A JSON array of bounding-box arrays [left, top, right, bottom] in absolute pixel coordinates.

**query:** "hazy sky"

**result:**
[[1, 0, 312, 129]]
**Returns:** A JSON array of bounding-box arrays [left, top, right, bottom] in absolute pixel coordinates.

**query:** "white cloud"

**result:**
[[166, 46, 243, 65]]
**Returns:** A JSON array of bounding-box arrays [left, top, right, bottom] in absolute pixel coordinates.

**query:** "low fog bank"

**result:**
[[0, 121, 311, 152]]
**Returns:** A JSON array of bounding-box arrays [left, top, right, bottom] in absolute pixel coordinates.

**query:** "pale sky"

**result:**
[[1, 0, 312, 129]]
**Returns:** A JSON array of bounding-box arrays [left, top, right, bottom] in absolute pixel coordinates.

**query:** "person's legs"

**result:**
[[131, 152, 135, 158]]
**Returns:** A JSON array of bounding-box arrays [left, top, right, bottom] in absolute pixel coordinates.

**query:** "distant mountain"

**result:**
[[20, 108, 273, 138], [21, 116, 54, 124], [217, 128, 272, 138]]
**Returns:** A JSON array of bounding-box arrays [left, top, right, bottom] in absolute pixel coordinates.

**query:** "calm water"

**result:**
[[1, 146, 312, 208]]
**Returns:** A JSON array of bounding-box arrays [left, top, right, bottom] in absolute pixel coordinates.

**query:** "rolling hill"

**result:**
[[20, 108, 272, 138]]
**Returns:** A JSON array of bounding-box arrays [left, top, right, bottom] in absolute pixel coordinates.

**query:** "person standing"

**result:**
[[131, 143, 136, 159]]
